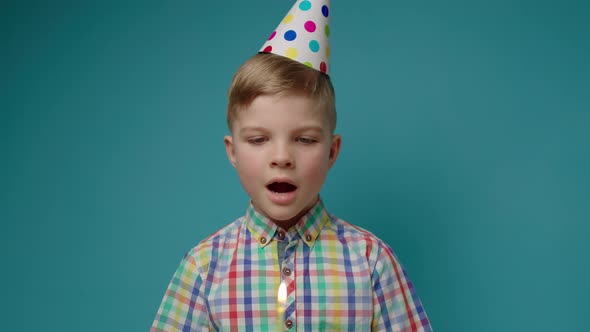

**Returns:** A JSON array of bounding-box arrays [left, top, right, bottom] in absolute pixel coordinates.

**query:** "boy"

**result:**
[[152, 1, 431, 331]]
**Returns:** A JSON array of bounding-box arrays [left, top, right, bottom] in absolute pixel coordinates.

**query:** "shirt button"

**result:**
[[283, 267, 292, 276], [305, 234, 312, 242], [260, 237, 267, 244], [285, 319, 293, 329], [277, 231, 285, 240]]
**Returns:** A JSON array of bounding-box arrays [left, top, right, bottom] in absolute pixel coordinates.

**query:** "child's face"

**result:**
[[224, 94, 341, 227]]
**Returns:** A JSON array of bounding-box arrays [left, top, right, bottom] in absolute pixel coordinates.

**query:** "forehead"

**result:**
[[234, 94, 329, 131]]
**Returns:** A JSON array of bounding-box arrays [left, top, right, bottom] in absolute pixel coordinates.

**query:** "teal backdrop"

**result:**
[[3, 0, 589, 331]]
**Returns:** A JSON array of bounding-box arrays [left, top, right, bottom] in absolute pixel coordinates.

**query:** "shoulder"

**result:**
[[326, 214, 397, 266], [181, 217, 244, 273]]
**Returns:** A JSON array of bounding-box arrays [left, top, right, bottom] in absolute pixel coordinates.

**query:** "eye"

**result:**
[[297, 137, 317, 144], [247, 136, 268, 145]]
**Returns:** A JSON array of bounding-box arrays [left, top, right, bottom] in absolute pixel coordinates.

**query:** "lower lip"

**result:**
[[266, 188, 297, 205]]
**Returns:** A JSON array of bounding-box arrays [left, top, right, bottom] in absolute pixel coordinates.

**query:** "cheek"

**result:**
[[235, 149, 265, 175], [235, 153, 262, 196], [299, 150, 331, 179]]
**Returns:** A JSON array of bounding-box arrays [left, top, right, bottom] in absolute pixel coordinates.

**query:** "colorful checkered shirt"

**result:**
[[152, 200, 431, 331]]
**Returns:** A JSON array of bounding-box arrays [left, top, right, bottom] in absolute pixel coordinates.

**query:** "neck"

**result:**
[[257, 196, 320, 230]]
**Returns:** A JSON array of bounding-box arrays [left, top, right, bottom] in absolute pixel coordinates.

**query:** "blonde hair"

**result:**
[[227, 53, 336, 132]]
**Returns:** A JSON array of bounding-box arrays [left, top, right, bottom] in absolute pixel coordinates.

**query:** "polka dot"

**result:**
[[283, 14, 294, 24], [284, 30, 297, 41], [299, 1, 311, 11], [303, 61, 313, 68], [285, 47, 298, 59], [324, 25, 330, 37], [322, 5, 329, 17], [320, 62, 327, 73], [268, 31, 276, 41], [263, 45, 272, 53], [304, 21, 316, 33], [325, 46, 330, 57], [309, 40, 319, 53]]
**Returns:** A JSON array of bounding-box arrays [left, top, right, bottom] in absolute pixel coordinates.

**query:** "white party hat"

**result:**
[[259, 0, 331, 75]]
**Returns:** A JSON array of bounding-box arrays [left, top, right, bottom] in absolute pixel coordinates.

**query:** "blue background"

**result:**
[[3, 0, 589, 330]]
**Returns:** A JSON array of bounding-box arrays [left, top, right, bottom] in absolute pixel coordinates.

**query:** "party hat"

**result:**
[[259, 0, 331, 75]]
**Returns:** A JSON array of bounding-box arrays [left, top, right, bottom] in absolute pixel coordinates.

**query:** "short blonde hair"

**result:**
[[227, 53, 336, 133]]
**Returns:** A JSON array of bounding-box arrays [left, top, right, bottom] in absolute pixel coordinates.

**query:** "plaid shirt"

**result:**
[[152, 200, 431, 331]]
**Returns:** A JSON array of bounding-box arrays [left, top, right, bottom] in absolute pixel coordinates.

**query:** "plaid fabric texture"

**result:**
[[152, 200, 431, 331]]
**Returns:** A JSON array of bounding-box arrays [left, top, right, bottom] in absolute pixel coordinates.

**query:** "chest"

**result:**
[[205, 239, 374, 330]]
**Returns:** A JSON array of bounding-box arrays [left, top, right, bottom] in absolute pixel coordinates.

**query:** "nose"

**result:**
[[270, 141, 294, 168]]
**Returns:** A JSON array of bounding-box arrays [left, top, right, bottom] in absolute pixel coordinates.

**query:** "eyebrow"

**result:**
[[239, 126, 267, 132], [296, 125, 324, 133], [239, 125, 324, 133]]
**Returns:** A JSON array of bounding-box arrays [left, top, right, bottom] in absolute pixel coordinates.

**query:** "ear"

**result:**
[[224, 135, 237, 168], [328, 134, 341, 169]]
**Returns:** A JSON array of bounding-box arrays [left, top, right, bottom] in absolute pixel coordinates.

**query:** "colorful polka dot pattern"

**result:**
[[259, 0, 332, 75]]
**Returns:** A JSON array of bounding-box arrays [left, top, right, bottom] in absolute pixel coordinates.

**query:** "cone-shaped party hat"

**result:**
[[259, 0, 331, 75]]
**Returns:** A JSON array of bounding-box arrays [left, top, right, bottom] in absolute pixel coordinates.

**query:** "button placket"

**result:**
[[282, 267, 291, 276], [285, 318, 294, 329], [281, 238, 297, 281], [279, 237, 298, 326]]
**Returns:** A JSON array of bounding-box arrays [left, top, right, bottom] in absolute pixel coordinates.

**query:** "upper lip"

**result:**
[[266, 177, 297, 187]]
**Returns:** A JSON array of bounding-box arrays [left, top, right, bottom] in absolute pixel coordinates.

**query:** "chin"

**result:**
[[265, 206, 299, 222]]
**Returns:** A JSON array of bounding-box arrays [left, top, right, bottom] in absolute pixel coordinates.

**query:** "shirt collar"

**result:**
[[245, 199, 330, 248]]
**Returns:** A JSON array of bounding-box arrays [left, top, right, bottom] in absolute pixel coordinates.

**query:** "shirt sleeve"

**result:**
[[371, 243, 432, 332], [151, 251, 210, 331]]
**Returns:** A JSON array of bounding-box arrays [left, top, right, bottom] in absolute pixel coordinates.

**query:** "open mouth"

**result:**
[[267, 182, 298, 193]]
